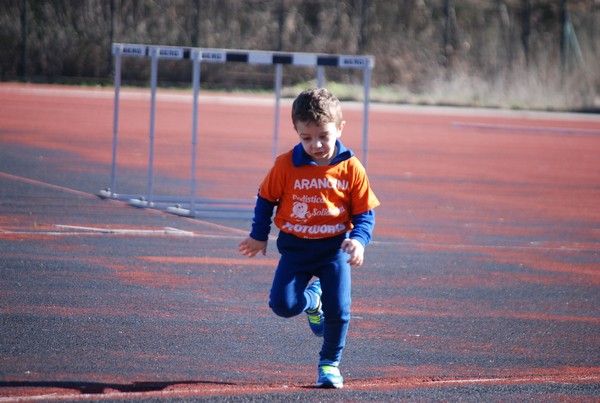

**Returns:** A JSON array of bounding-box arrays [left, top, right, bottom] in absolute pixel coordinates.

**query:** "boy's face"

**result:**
[[296, 120, 345, 166]]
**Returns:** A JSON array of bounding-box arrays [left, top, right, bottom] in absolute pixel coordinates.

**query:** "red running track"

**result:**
[[0, 83, 598, 401]]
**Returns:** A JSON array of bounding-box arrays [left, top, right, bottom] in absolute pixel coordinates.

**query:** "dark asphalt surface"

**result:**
[[1, 85, 599, 401]]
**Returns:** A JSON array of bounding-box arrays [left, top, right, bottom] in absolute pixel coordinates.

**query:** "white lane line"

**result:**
[[0, 374, 598, 402], [0, 225, 249, 239], [452, 121, 600, 136], [0, 172, 250, 237], [371, 239, 590, 253], [427, 374, 600, 385], [0, 225, 195, 237], [0, 172, 97, 199], [55, 225, 194, 236]]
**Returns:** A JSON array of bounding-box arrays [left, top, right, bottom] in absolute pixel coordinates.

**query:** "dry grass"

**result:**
[[284, 63, 599, 112]]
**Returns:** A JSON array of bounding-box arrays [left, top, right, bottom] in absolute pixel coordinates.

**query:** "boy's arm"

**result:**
[[343, 210, 376, 268], [249, 195, 277, 241], [239, 195, 276, 258], [349, 210, 376, 247]]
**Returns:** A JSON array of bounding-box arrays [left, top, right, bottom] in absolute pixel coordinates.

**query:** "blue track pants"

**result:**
[[269, 232, 351, 366]]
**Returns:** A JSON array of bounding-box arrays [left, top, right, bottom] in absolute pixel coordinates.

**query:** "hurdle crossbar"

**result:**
[[100, 43, 375, 218]]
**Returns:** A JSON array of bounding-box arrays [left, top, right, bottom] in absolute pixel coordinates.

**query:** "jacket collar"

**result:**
[[292, 139, 354, 167]]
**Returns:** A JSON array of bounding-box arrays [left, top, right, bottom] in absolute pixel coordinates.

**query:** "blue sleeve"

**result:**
[[249, 195, 277, 242], [349, 210, 376, 247]]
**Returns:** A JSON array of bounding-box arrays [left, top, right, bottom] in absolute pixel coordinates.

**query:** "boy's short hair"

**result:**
[[291, 88, 343, 129]]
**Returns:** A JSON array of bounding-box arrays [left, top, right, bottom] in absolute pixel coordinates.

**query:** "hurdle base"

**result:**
[[98, 189, 254, 219], [98, 188, 115, 199], [166, 203, 254, 220], [166, 205, 194, 217], [129, 198, 154, 208]]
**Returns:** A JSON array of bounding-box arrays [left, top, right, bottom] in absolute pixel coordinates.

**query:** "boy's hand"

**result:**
[[341, 238, 365, 268], [239, 237, 267, 258]]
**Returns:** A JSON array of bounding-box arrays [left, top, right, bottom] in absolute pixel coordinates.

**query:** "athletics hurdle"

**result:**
[[99, 43, 375, 218]]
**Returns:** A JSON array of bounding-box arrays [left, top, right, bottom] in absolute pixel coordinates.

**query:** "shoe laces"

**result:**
[[305, 300, 322, 315], [320, 365, 340, 376]]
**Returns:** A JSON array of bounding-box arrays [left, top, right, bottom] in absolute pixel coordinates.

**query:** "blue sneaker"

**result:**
[[317, 365, 344, 389], [305, 280, 324, 337]]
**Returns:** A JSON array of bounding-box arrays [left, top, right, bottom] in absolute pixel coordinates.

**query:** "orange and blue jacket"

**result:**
[[250, 140, 380, 246]]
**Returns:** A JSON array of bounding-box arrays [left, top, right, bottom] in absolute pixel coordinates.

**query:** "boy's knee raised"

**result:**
[[269, 299, 301, 318]]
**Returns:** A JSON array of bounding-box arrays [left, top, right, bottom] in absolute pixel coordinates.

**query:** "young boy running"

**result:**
[[238, 88, 379, 388]]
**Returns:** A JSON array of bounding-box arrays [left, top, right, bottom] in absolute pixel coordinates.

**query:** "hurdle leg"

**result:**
[[362, 65, 372, 169], [317, 65, 325, 87], [99, 44, 122, 199], [273, 63, 283, 161], [189, 49, 201, 216], [129, 47, 158, 208]]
